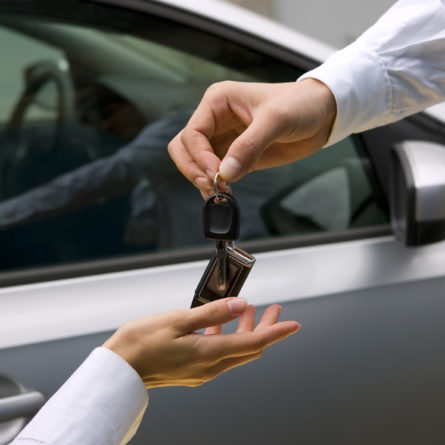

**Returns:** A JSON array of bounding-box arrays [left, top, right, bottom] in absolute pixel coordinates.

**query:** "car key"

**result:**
[[203, 173, 240, 290], [191, 173, 255, 308], [203, 192, 240, 290], [191, 244, 256, 308]]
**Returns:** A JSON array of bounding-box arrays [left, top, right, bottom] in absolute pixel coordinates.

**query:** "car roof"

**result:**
[[149, 0, 336, 63], [147, 0, 445, 124]]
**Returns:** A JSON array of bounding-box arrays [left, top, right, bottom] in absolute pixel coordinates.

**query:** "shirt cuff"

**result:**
[[299, 42, 391, 147], [14, 347, 148, 445]]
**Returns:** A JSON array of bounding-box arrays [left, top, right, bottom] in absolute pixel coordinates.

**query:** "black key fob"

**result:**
[[203, 193, 240, 241], [191, 245, 256, 308]]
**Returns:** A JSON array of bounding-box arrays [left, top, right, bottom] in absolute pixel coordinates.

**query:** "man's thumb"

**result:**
[[219, 112, 283, 181]]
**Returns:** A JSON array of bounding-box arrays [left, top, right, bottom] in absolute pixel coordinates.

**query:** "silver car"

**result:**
[[1, 1, 445, 444]]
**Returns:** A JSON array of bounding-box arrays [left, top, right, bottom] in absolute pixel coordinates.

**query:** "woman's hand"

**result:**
[[103, 298, 300, 388]]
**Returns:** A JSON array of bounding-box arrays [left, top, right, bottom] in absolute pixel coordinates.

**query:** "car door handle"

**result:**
[[0, 391, 46, 422]]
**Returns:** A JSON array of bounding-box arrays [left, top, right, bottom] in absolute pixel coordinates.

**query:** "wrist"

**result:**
[[102, 325, 145, 379], [298, 78, 337, 145]]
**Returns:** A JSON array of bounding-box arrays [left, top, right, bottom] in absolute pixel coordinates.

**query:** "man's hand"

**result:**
[[103, 298, 300, 388], [168, 79, 336, 196]]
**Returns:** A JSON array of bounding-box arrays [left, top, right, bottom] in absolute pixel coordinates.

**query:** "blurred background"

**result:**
[[224, 0, 394, 48]]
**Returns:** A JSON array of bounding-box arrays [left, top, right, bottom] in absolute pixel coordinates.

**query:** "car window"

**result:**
[[0, 5, 388, 278], [0, 26, 65, 123], [260, 137, 387, 237]]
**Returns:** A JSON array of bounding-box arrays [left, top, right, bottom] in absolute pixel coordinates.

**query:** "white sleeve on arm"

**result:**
[[10, 347, 148, 445], [299, 0, 445, 146]]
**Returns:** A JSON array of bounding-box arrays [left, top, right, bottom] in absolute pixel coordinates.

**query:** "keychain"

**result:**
[[191, 173, 256, 308]]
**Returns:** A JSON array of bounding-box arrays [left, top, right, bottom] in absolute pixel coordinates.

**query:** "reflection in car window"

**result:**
[[261, 138, 387, 236], [0, 26, 65, 122], [0, 5, 387, 275]]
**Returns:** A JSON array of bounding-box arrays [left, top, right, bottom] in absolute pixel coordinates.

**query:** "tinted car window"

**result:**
[[0, 4, 387, 276]]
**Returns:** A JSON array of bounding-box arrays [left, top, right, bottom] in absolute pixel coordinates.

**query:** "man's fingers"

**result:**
[[236, 305, 256, 333], [180, 127, 221, 178], [180, 298, 248, 334], [168, 132, 214, 191], [178, 88, 236, 180], [219, 111, 289, 182]]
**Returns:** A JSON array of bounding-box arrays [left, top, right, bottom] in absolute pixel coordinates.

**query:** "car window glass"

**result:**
[[259, 138, 387, 238], [0, 26, 64, 123], [0, 6, 388, 276]]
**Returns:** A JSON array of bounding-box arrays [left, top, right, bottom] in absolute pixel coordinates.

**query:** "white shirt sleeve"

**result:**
[[10, 347, 148, 445], [299, 0, 445, 146]]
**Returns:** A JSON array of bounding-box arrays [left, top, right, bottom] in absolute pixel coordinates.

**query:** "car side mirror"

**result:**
[[390, 140, 445, 246]]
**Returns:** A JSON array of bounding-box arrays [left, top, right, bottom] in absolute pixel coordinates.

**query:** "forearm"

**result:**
[[0, 155, 137, 230], [11, 348, 148, 445], [300, 0, 445, 145]]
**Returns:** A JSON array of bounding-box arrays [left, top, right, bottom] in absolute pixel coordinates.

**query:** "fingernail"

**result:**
[[195, 176, 211, 190], [220, 157, 242, 180], [227, 297, 247, 315], [291, 322, 302, 333], [206, 169, 215, 180]]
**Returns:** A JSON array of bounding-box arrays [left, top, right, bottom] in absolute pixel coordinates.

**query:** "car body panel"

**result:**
[[2, 275, 445, 445], [2, 235, 445, 349]]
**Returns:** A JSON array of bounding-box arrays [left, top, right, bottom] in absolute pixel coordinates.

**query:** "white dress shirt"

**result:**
[[300, 0, 445, 146], [10, 347, 148, 445]]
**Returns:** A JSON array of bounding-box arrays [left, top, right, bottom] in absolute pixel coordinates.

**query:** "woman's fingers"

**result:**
[[236, 304, 256, 333], [179, 298, 248, 334], [255, 304, 282, 331], [205, 325, 222, 335], [199, 320, 301, 361], [205, 303, 255, 335]]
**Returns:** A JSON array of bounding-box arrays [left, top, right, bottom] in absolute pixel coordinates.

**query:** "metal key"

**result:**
[[216, 240, 227, 291], [203, 173, 240, 290]]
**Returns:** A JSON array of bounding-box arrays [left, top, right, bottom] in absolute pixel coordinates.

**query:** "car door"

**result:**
[[1, 1, 445, 444]]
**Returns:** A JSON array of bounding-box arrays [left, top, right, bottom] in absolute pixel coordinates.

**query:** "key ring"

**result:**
[[214, 172, 231, 199]]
